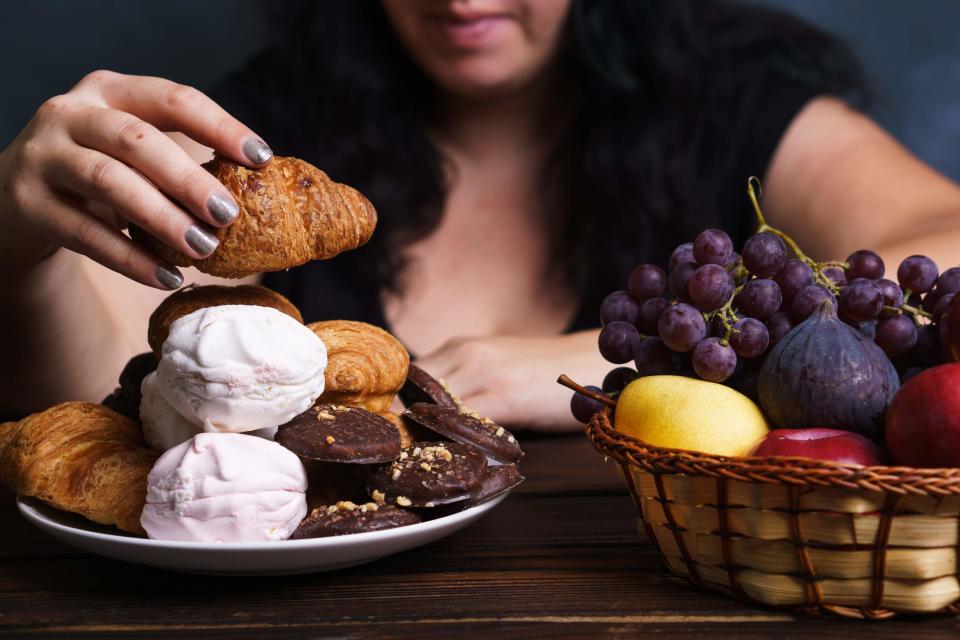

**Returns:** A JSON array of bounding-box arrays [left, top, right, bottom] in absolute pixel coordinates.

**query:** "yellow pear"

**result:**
[[614, 375, 768, 457]]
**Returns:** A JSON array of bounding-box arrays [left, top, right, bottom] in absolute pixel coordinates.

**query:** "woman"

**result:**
[[1, 1, 959, 427]]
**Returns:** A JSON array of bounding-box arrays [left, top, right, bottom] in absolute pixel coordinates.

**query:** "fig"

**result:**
[[757, 301, 899, 437]]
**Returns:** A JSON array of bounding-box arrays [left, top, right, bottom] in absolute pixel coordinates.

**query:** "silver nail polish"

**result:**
[[242, 138, 273, 164], [185, 225, 219, 256], [156, 265, 183, 290], [207, 192, 239, 224]]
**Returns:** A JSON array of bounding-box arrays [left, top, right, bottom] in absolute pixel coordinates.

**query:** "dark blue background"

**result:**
[[2, 1, 958, 181]]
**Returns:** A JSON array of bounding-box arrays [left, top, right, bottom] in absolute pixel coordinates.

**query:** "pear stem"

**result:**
[[556, 374, 617, 408]]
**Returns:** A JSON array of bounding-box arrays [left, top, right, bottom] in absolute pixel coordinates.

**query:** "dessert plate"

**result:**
[[17, 493, 506, 576]]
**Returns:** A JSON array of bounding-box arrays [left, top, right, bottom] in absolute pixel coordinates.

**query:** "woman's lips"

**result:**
[[428, 14, 512, 48]]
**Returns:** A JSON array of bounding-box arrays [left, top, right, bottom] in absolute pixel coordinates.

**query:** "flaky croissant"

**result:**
[[308, 320, 409, 413], [0, 402, 158, 535], [147, 284, 303, 358], [134, 156, 377, 278]]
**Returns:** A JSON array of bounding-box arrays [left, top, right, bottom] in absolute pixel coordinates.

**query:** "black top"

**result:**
[[211, 50, 828, 344]]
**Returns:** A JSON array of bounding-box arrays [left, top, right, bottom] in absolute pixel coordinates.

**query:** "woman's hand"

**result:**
[[0, 69, 272, 288], [414, 331, 608, 432]]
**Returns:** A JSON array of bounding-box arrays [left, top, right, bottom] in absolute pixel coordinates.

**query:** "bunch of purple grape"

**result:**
[[593, 228, 955, 399]]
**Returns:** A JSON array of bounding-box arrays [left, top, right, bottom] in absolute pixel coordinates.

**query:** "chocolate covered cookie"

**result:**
[[277, 404, 401, 464], [291, 501, 421, 539], [403, 403, 523, 464], [399, 364, 459, 409], [101, 352, 157, 422], [368, 442, 485, 507], [428, 464, 525, 516]]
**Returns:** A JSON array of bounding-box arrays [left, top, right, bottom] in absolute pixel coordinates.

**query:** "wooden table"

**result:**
[[2, 433, 959, 638]]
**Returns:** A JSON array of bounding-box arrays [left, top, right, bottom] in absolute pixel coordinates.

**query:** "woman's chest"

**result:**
[[383, 170, 576, 355]]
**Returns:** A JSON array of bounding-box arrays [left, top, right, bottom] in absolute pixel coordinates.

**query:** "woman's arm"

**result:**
[[0, 72, 267, 415], [764, 97, 960, 270]]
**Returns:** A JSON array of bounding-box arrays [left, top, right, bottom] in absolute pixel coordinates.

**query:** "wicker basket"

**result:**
[[587, 411, 960, 619]]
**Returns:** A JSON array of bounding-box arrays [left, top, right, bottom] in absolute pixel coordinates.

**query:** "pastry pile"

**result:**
[[1, 155, 522, 542]]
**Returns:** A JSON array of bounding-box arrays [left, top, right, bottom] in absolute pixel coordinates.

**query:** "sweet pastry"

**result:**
[[101, 352, 156, 420], [398, 364, 459, 409], [368, 442, 486, 507], [291, 501, 421, 539], [309, 320, 409, 412], [157, 305, 327, 433], [133, 155, 377, 278], [276, 404, 401, 464], [140, 433, 307, 542], [0, 402, 158, 534], [403, 402, 523, 464], [377, 410, 432, 448], [147, 284, 302, 358]]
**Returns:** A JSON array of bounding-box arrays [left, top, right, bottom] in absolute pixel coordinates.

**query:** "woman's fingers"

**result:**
[[43, 144, 220, 260], [35, 190, 183, 290], [67, 105, 240, 227], [76, 70, 272, 167]]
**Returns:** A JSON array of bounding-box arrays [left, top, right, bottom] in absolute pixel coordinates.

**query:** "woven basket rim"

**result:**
[[587, 412, 960, 496]]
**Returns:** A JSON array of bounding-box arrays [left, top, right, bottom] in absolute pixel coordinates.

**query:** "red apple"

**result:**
[[751, 428, 885, 466], [886, 363, 960, 467], [941, 294, 960, 362]]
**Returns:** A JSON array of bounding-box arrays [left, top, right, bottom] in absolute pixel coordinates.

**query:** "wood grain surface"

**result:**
[[2, 433, 959, 638]]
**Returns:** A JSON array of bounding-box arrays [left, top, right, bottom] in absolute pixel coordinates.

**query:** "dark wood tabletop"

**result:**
[[2, 432, 959, 639]]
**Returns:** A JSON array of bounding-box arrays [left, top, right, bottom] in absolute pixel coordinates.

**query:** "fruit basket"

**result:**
[[587, 410, 960, 619]]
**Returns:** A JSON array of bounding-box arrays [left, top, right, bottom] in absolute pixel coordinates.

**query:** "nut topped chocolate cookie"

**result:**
[[368, 442, 486, 507], [277, 404, 401, 464], [402, 403, 523, 464], [101, 352, 157, 422], [291, 501, 421, 539], [399, 364, 459, 409]]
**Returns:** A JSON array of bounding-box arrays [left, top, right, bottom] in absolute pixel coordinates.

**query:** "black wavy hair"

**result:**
[[246, 0, 862, 313]]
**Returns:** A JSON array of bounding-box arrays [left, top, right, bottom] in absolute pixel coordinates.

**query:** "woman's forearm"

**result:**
[[0, 251, 133, 416]]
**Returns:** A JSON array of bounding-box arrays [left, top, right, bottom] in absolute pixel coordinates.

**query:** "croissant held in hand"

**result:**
[[135, 156, 377, 278], [0, 402, 157, 534]]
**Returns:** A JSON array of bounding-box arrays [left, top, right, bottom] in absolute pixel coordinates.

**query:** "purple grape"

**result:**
[[668, 262, 697, 301], [600, 290, 640, 326], [658, 303, 707, 352], [854, 320, 878, 340], [627, 264, 666, 301], [788, 285, 836, 323], [728, 368, 759, 401], [875, 315, 919, 357], [839, 278, 883, 322], [634, 337, 682, 376], [688, 264, 734, 311], [637, 297, 670, 334], [728, 318, 769, 358], [766, 312, 794, 347], [845, 249, 884, 280], [692, 229, 733, 266], [570, 386, 605, 423], [669, 242, 696, 271], [734, 279, 782, 321], [898, 255, 939, 293], [691, 337, 738, 382], [912, 324, 941, 364], [598, 321, 641, 364], [774, 259, 814, 304], [876, 278, 904, 319], [822, 266, 847, 287], [934, 293, 956, 323], [936, 267, 960, 296], [602, 367, 639, 394], [742, 232, 787, 277]]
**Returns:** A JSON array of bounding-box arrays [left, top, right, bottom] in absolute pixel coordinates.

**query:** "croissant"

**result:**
[[377, 411, 431, 448], [308, 320, 409, 413], [147, 284, 303, 358], [0, 402, 158, 534], [134, 156, 377, 278]]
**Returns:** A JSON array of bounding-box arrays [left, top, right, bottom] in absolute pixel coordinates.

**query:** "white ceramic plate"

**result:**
[[17, 493, 507, 576]]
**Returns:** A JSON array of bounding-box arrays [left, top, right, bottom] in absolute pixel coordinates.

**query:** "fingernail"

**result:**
[[156, 264, 183, 290], [242, 138, 273, 164], [207, 192, 239, 224], [185, 224, 219, 256]]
